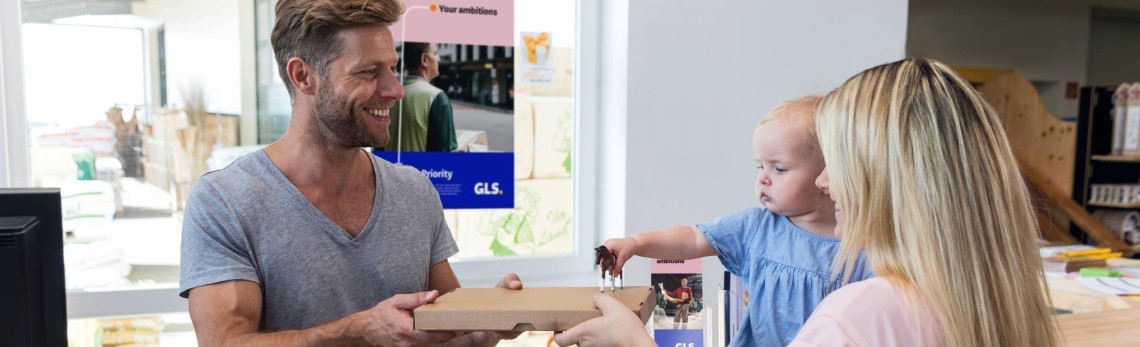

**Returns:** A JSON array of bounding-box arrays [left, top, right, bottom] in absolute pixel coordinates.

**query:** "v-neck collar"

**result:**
[[256, 149, 383, 243]]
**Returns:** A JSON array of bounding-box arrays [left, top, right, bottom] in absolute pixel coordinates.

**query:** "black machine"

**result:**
[[0, 188, 67, 346]]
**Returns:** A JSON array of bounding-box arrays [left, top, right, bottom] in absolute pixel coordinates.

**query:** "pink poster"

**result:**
[[651, 258, 702, 274], [391, 0, 514, 46]]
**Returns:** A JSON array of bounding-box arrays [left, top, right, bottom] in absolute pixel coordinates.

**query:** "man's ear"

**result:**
[[286, 57, 317, 96], [420, 52, 430, 67]]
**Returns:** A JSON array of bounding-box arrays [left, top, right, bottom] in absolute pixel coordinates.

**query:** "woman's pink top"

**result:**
[[788, 277, 944, 346]]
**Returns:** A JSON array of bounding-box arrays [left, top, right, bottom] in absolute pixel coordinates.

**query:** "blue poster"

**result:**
[[372, 151, 514, 209], [655, 330, 704, 347]]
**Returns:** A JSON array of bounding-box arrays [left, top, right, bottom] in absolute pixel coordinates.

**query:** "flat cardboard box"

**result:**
[[414, 286, 655, 331]]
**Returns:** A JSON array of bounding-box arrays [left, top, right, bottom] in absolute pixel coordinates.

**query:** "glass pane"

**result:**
[[255, 0, 290, 144], [250, 0, 580, 260], [20, 5, 246, 291], [450, 0, 577, 259], [18, 0, 579, 302]]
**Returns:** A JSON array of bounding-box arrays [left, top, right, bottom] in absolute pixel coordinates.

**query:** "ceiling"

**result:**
[[20, 0, 133, 23]]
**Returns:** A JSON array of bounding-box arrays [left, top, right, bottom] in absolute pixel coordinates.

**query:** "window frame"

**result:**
[[1, 0, 31, 189]]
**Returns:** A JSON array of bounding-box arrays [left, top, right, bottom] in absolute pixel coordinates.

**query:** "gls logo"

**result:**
[[474, 182, 503, 195]]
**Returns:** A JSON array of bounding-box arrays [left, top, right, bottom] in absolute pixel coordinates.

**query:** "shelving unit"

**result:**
[[1091, 155, 1140, 163], [972, 72, 1132, 254], [1072, 86, 1140, 255], [1088, 202, 1140, 209]]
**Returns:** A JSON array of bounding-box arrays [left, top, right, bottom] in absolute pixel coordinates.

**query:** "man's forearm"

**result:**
[[221, 313, 366, 347]]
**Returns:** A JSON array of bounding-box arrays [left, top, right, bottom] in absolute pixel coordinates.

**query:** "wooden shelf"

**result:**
[[1088, 201, 1140, 209], [1091, 155, 1140, 163]]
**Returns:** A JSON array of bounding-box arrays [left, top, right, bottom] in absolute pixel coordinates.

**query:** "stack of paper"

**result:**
[[1073, 277, 1140, 295]]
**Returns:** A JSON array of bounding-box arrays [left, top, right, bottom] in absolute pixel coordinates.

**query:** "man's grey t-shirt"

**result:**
[[179, 150, 458, 331]]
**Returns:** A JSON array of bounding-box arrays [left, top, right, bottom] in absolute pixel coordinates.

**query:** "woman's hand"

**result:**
[[553, 294, 655, 347]]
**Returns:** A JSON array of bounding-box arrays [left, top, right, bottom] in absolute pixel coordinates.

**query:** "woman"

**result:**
[[553, 58, 1059, 347]]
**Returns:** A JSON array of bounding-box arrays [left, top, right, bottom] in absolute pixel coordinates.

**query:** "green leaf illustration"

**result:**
[[490, 236, 517, 256], [562, 153, 571, 173]]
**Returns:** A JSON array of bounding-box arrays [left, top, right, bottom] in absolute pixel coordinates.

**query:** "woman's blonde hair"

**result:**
[[816, 58, 1058, 346]]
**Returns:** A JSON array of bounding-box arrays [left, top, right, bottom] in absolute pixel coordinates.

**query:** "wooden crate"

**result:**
[[139, 109, 239, 211]]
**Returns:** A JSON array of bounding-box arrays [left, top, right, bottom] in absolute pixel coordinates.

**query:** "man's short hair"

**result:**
[[403, 42, 432, 73], [271, 0, 405, 98]]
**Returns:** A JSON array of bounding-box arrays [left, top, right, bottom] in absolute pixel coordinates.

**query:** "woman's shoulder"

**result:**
[[812, 277, 898, 314], [795, 277, 943, 346]]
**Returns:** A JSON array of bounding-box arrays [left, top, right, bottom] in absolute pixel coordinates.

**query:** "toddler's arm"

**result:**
[[602, 226, 717, 277]]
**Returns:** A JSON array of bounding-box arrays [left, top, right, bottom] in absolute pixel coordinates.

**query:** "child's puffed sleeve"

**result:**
[[697, 208, 762, 276]]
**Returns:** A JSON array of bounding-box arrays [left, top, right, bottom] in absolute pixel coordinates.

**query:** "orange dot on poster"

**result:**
[[430, 4, 437, 12]]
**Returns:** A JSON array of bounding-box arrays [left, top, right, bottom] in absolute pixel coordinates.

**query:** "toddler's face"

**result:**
[[752, 120, 828, 217]]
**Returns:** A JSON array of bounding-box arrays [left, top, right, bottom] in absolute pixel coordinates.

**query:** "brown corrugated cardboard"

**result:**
[[414, 286, 655, 331]]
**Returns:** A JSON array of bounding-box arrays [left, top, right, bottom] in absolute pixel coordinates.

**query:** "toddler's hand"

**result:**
[[601, 237, 640, 277]]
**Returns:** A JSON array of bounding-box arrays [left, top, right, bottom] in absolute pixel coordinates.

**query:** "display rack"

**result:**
[[1072, 86, 1140, 255], [972, 72, 1134, 255]]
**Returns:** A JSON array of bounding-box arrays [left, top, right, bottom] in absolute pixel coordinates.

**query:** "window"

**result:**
[[254, 0, 290, 144], [8, 0, 252, 326], [2, 0, 603, 341]]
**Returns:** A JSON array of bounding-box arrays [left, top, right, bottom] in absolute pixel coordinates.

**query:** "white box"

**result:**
[[1124, 83, 1140, 156]]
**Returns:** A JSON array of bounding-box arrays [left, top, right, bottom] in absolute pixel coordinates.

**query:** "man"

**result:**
[[660, 278, 693, 329], [178, 1, 518, 345], [390, 42, 457, 152]]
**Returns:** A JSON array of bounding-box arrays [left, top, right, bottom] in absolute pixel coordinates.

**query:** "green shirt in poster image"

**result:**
[[391, 75, 457, 152]]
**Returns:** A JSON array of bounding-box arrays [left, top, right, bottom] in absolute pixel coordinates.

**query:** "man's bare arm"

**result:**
[[188, 280, 454, 346], [427, 260, 461, 295]]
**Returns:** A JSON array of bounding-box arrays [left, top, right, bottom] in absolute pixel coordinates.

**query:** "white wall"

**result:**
[[131, 0, 242, 115], [1087, 17, 1140, 86], [907, 1, 1090, 119], [618, 0, 908, 289]]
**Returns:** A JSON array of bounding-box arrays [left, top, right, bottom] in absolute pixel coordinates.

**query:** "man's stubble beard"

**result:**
[[312, 78, 389, 148]]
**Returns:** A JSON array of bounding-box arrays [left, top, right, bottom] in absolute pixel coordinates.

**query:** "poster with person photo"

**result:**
[[377, 0, 515, 210], [373, 0, 577, 260], [651, 259, 704, 347]]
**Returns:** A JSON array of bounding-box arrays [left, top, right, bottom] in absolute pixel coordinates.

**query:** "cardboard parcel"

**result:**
[[414, 286, 655, 331]]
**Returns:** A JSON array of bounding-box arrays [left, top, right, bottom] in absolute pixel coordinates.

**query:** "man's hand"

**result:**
[[443, 273, 525, 347], [352, 290, 457, 346], [553, 294, 654, 347], [491, 273, 524, 340], [495, 272, 524, 290], [601, 237, 641, 277]]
